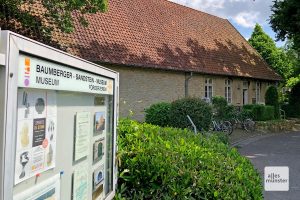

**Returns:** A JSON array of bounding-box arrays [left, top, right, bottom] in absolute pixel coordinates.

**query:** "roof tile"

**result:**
[[39, 0, 282, 80]]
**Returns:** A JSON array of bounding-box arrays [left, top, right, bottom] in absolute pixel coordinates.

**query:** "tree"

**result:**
[[270, 0, 300, 54], [265, 85, 280, 119], [0, 0, 108, 46], [248, 24, 294, 80]]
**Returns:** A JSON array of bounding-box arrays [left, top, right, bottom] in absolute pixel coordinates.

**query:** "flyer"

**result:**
[[73, 163, 89, 200], [74, 112, 91, 161], [93, 139, 105, 163], [15, 89, 57, 185], [94, 112, 106, 135], [13, 174, 60, 200], [93, 164, 104, 190], [92, 184, 103, 200]]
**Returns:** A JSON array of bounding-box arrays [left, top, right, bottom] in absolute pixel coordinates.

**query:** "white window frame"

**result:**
[[205, 78, 213, 101], [256, 81, 261, 103], [225, 79, 232, 103]]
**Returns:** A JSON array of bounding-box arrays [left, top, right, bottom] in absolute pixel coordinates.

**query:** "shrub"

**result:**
[[208, 132, 229, 145], [145, 102, 171, 127], [284, 82, 300, 118], [169, 97, 212, 130], [211, 96, 234, 120], [240, 109, 254, 120], [249, 104, 275, 121], [265, 86, 280, 119], [263, 106, 275, 120], [212, 96, 228, 108], [117, 119, 263, 199], [243, 104, 256, 110]]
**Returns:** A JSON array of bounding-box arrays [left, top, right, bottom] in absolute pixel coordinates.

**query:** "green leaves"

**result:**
[[248, 24, 295, 81], [42, 0, 108, 33], [270, 0, 300, 53], [0, 0, 108, 45], [116, 118, 263, 199]]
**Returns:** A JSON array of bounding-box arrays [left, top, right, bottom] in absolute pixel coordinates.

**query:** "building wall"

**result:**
[[107, 65, 271, 121], [108, 65, 185, 120]]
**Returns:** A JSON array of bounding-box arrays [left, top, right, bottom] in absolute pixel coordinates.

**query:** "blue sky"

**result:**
[[169, 0, 285, 47]]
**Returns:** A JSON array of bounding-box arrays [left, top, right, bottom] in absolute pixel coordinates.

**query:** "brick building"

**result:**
[[23, 0, 282, 120]]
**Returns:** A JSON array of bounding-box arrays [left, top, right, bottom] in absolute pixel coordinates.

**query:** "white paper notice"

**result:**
[[15, 89, 57, 185], [74, 112, 91, 161], [73, 163, 89, 200], [13, 174, 60, 200]]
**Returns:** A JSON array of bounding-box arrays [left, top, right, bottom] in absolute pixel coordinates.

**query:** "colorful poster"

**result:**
[[93, 164, 104, 190], [13, 174, 60, 200], [15, 89, 57, 185], [93, 139, 105, 163], [94, 112, 106, 135], [74, 112, 91, 161], [73, 163, 89, 200]]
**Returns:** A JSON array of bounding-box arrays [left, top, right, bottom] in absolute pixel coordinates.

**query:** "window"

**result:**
[[225, 79, 232, 103], [205, 78, 213, 101], [256, 81, 261, 103]]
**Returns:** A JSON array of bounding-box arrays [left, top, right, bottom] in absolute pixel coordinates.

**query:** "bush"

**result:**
[[240, 109, 254, 120], [145, 102, 171, 127], [284, 82, 300, 118], [169, 97, 212, 130], [247, 104, 275, 121], [243, 104, 256, 110], [117, 119, 263, 199], [265, 86, 280, 119], [211, 96, 234, 120]]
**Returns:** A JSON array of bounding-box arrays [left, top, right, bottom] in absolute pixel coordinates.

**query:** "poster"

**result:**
[[94, 112, 106, 135], [13, 174, 60, 200], [73, 163, 89, 200], [93, 164, 104, 190], [15, 89, 57, 185], [93, 139, 105, 163], [92, 184, 103, 200], [74, 112, 91, 161]]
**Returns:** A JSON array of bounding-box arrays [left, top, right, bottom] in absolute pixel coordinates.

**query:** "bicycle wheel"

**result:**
[[209, 122, 215, 132], [221, 121, 233, 135], [243, 118, 255, 132], [231, 118, 238, 129]]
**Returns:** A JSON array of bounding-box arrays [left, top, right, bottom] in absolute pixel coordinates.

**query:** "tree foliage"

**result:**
[[265, 86, 280, 119], [248, 24, 294, 80], [0, 0, 108, 44], [270, 0, 300, 53]]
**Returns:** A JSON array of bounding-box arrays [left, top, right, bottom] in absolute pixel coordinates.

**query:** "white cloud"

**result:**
[[172, 0, 225, 11], [169, 0, 272, 28], [233, 11, 259, 28]]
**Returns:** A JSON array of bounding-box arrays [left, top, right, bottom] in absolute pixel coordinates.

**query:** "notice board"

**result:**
[[0, 31, 118, 200]]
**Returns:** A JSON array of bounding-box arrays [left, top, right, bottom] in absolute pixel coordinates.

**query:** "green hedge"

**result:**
[[212, 96, 235, 120], [283, 82, 300, 118], [265, 86, 280, 119], [145, 102, 171, 127], [116, 119, 263, 199], [169, 97, 212, 130], [243, 104, 275, 121]]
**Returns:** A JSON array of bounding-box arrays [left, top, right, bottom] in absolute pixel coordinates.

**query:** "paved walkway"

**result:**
[[237, 131, 300, 200]]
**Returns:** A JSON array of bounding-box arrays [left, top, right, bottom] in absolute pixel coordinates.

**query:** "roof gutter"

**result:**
[[185, 72, 193, 97]]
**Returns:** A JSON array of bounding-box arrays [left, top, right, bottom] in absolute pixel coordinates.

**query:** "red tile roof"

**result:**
[[48, 0, 282, 80]]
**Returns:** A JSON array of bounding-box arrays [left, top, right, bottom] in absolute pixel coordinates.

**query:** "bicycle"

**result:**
[[210, 119, 233, 135], [231, 111, 255, 132], [186, 115, 233, 135]]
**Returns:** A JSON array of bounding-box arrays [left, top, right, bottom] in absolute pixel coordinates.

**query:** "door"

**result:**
[[243, 89, 248, 105]]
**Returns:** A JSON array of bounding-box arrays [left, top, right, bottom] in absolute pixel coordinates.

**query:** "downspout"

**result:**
[[185, 72, 193, 97]]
